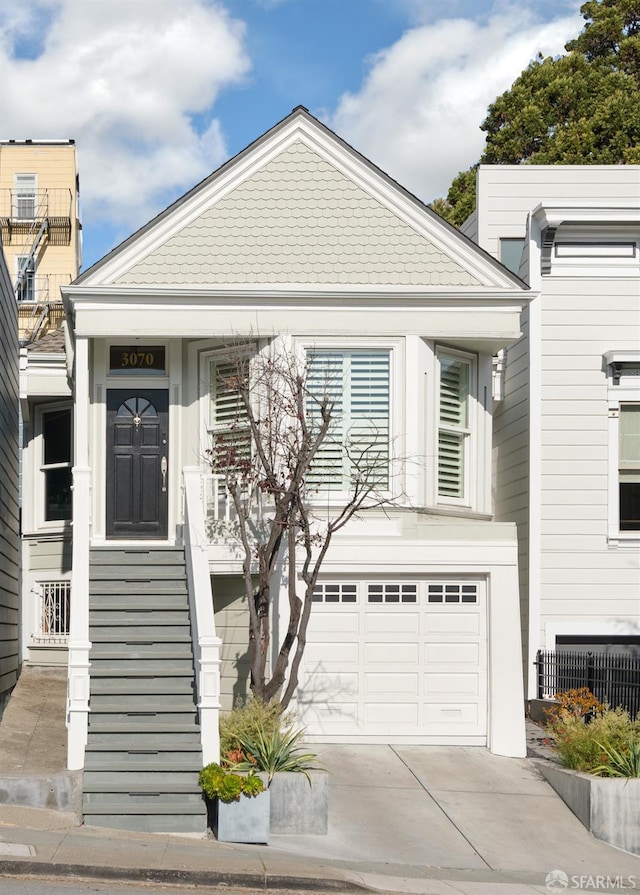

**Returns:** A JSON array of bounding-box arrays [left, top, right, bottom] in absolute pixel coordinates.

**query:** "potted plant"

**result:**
[[198, 762, 270, 844], [228, 725, 328, 834]]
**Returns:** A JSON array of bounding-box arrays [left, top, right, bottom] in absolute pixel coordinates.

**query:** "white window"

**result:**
[[16, 255, 36, 302], [41, 406, 73, 523], [605, 352, 640, 543], [500, 238, 525, 275], [306, 349, 390, 491], [14, 174, 37, 219], [619, 404, 640, 532], [33, 580, 71, 642], [437, 349, 475, 503], [208, 353, 251, 471]]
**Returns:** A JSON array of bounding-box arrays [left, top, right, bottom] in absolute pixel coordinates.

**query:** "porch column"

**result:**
[[183, 466, 221, 765], [67, 335, 91, 770]]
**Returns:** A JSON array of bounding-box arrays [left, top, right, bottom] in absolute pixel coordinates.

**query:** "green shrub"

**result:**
[[198, 762, 265, 803], [545, 691, 640, 774], [219, 698, 291, 763], [593, 738, 640, 778], [231, 725, 323, 782]]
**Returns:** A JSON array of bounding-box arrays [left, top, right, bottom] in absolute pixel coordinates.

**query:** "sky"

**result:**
[[0, 0, 585, 271]]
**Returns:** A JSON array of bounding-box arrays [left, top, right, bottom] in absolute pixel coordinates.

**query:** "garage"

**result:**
[[298, 580, 487, 743]]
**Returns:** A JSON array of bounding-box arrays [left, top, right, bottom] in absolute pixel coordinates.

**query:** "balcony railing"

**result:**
[[202, 473, 263, 528], [16, 274, 72, 304], [0, 189, 73, 246], [0, 188, 72, 221]]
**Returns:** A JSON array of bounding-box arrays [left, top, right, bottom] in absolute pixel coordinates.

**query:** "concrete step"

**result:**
[[90, 694, 197, 711], [91, 566, 187, 581], [90, 548, 185, 566], [82, 812, 207, 834], [89, 645, 194, 661], [85, 733, 202, 749], [83, 772, 201, 792], [89, 712, 198, 728], [89, 595, 188, 612], [89, 628, 191, 641], [83, 791, 205, 814], [88, 720, 199, 735], [90, 581, 188, 596], [90, 610, 189, 625], [89, 660, 195, 675], [90, 677, 196, 696], [84, 752, 202, 772]]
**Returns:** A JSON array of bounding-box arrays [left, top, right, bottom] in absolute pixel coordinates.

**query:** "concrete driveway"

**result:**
[[272, 744, 640, 887]]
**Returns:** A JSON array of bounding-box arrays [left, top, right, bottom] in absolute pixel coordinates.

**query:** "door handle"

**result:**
[[161, 456, 168, 492]]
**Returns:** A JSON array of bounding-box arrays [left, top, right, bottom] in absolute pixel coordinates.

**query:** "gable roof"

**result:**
[[76, 107, 525, 293]]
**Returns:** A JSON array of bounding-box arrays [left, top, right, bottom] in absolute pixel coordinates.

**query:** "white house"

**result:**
[[60, 108, 530, 832], [468, 165, 640, 699]]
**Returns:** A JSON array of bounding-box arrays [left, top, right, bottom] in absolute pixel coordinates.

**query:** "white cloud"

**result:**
[[330, 4, 584, 202], [0, 0, 250, 226]]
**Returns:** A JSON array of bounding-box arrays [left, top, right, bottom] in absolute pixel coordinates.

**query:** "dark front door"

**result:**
[[106, 389, 169, 539]]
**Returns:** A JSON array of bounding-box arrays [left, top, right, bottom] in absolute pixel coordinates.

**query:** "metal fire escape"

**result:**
[[0, 186, 73, 344]]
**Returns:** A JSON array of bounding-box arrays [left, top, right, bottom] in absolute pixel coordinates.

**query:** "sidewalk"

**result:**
[[0, 739, 639, 894]]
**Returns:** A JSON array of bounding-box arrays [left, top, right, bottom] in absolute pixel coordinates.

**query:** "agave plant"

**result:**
[[593, 738, 640, 778], [230, 724, 322, 782]]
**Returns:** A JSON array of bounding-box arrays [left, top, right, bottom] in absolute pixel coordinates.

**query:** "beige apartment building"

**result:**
[[0, 140, 81, 343]]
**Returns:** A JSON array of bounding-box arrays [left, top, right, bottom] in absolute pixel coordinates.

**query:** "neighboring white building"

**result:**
[[57, 108, 530, 829], [469, 165, 640, 699]]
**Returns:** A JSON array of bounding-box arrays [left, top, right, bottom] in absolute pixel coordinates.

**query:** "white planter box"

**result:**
[[537, 761, 640, 856]]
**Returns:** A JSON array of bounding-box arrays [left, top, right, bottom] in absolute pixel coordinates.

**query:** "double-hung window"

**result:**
[[306, 349, 390, 492], [14, 174, 37, 220], [605, 352, 640, 543], [437, 349, 474, 503], [41, 407, 72, 523], [619, 404, 640, 532], [16, 255, 36, 302]]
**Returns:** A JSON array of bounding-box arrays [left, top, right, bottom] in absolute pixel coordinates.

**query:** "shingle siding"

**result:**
[[117, 142, 481, 288]]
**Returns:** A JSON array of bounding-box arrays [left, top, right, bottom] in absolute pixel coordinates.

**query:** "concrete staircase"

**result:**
[[83, 546, 206, 833]]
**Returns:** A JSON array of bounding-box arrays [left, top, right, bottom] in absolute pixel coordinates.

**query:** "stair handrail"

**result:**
[[183, 466, 221, 765]]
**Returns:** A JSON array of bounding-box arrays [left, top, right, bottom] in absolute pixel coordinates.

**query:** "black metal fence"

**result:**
[[536, 649, 640, 718]]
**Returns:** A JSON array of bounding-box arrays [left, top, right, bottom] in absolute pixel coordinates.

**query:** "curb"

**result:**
[[0, 860, 368, 892]]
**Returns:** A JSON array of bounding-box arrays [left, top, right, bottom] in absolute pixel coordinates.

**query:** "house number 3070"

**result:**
[[121, 352, 155, 368]]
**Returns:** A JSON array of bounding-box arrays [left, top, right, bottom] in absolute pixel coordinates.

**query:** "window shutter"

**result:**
[[209, 358, 250, 469], [307, 350, 389, 490], [438, 355, 470, 500]]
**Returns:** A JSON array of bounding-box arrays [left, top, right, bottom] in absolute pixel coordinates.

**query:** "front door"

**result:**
[[106, 389, 169, 539]]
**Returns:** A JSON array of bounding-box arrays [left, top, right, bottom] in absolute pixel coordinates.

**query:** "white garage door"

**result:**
[[298, 580, 487, 743]]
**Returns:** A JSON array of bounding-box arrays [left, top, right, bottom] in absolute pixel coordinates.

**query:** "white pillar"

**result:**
[[67, 336, 91, 770], [487, 557, 527, 758], [183, 466, 221, 765]]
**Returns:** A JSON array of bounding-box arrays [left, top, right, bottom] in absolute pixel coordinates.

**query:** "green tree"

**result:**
[[433, 0, 640, 227]]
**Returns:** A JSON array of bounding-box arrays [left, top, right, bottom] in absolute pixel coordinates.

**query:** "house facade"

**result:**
[[0, 244, 20, 717], [59, 109, 530, 831], [469, 165, 640, 698], [1, 142, 81, 667]]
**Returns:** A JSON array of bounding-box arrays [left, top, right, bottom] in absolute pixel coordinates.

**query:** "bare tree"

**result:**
[[208, 340, 395, 709]]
